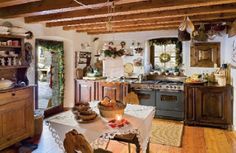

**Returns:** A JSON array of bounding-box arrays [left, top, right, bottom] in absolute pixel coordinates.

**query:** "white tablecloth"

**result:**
[[47, 101, 155, 153]]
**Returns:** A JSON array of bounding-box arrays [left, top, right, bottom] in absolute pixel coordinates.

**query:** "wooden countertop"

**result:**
[[0, 85, 36, 93], [184, 82, 232, 88]]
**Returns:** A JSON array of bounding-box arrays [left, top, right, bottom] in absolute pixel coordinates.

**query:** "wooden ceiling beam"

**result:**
[[86, 27, 177, 35], [77, 25, 180, 34], [0, 0, 146, 18], [74, 17, 234, 32], [63, 13, 236, 31], [25, 0, 236, 23], [0, 0, 41, 8], [46, 3, 236, 27]]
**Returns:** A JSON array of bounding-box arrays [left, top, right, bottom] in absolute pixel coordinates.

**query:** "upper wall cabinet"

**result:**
[[190, 42, 220, 67]]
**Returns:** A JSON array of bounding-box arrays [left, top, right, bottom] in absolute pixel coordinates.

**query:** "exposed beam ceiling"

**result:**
[[0, 0, 147, 18], [0, 0, 235, 34], [24, 0, 236, 23], [47, 3, 236, 27], [62, 11, 236, 31], [0, 0, 41, 8], [74, 17, 234, 32]]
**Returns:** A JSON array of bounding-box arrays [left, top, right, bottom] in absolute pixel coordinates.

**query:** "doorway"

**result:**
[[35, 39, 64, 117]]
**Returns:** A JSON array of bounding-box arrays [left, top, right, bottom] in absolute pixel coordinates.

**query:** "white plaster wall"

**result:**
[[0, 18, 90, 108], [92, 30, 236, 130], [1, 18, 235, 128], [92, 30, 226, 76]]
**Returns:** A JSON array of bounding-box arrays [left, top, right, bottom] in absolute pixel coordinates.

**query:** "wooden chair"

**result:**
[[64, 129, 112, 153], [103, 92, 143, 153], [123, 92, 139, 105], [99, 82, 122, 101]]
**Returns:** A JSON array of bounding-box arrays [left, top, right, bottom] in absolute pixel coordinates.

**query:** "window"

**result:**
[[149, 38, 182, 70]]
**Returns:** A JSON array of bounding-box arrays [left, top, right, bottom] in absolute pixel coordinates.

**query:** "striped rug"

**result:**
[[151, 120, 184, 147]]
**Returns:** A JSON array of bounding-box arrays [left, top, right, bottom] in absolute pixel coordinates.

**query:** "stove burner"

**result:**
[[132, 80, 184, 91]]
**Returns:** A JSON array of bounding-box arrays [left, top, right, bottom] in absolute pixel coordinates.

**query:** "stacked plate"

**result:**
[[72, 103, 97, 123]]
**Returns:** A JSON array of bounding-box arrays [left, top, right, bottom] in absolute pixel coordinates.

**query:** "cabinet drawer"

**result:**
[[0, 88, 32, 106]]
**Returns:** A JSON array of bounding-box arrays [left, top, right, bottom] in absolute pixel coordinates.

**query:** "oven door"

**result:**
[[134, 89, 156, 107], [156, 90, 184, 120]]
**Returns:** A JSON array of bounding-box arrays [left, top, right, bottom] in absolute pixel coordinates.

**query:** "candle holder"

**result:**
[[108, 115, 129, 128]]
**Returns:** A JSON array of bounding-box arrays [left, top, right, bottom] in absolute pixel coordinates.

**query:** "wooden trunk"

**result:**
[[184, 84, 233, 129], [0, 87, 34, 150]]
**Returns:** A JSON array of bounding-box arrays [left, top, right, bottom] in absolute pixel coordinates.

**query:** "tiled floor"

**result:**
[[38, 81, 52, 109]]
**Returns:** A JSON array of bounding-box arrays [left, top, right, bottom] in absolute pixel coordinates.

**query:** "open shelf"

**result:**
[[0, 45, 21, 48], [0, 65, 29, 69], [0, 34, 25, 39]]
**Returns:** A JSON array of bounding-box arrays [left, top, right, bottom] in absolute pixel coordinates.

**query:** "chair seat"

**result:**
[[113, 133, 136, 142]]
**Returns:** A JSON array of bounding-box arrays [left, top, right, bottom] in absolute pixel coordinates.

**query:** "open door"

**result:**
[[35, 39, 64, 117]]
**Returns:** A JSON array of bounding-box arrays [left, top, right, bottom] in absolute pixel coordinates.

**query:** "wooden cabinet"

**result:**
[[185, 84, 233, 129], [0, 35, 29, 85], [0, 87, 34, 150], [190, 43, 220, 67], [98, 82, 129, 101], [75, 80, 98, 104], [74, 80, 129, 104]]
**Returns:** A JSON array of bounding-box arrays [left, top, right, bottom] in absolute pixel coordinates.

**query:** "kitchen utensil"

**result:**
[[178, 29, 191, 41], [186, 17, 195, 33], [178, 17, 187, 31], [228, 20, 236, 38], [124, 63, 133, 76], [0, 78, 14, 90]]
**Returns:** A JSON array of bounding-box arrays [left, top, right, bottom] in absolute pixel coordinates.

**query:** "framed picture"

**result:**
[[231, 40, 236, 68], [190, 42, 220, 67]]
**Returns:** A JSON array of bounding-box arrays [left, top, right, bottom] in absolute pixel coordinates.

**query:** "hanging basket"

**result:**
[[178, 29, 191, 41]]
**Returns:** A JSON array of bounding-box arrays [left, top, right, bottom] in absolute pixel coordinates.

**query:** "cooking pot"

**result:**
[[0, 78, 14, 90]]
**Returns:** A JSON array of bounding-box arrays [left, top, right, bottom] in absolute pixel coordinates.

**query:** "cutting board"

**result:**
[[83, 76, 107, 80]]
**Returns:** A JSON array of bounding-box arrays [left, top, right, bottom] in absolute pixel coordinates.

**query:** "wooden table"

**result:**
[[47, 101, 155, 153]]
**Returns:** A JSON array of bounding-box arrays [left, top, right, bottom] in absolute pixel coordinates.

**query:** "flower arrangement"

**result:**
[[100, 43, 125, 59]]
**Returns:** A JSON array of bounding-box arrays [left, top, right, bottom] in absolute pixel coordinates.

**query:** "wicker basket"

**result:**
[[98, 101, 126, 118]]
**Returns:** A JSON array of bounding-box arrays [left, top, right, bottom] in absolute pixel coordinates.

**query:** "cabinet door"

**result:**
[[75, 80, 96, 104], [195, 87, 230, 124], [99, 82, 122, 101], [184, 86, 196, 122], [122, 83, 129, 101], [0, 96, 33, 149]]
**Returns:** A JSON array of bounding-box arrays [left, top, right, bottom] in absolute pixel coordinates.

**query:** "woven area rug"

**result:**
[[151, 120, 184, 147]]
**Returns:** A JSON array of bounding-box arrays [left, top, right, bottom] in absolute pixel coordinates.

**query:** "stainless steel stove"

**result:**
[[131, 80, 184, 91], [131, 79, 184, 120]]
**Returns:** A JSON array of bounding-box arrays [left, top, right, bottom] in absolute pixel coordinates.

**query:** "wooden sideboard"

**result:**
[[184, 84, 233, 129], [0, 86, 34, 150], [75, 79, 129, 104], [75, 80, 98, 104]]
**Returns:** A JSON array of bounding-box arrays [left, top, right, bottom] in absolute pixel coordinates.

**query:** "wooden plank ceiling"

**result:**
[[0, 0, 236, 34]]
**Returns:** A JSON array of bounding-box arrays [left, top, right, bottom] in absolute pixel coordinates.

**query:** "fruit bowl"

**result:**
[[98, 98, 126, 118]]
